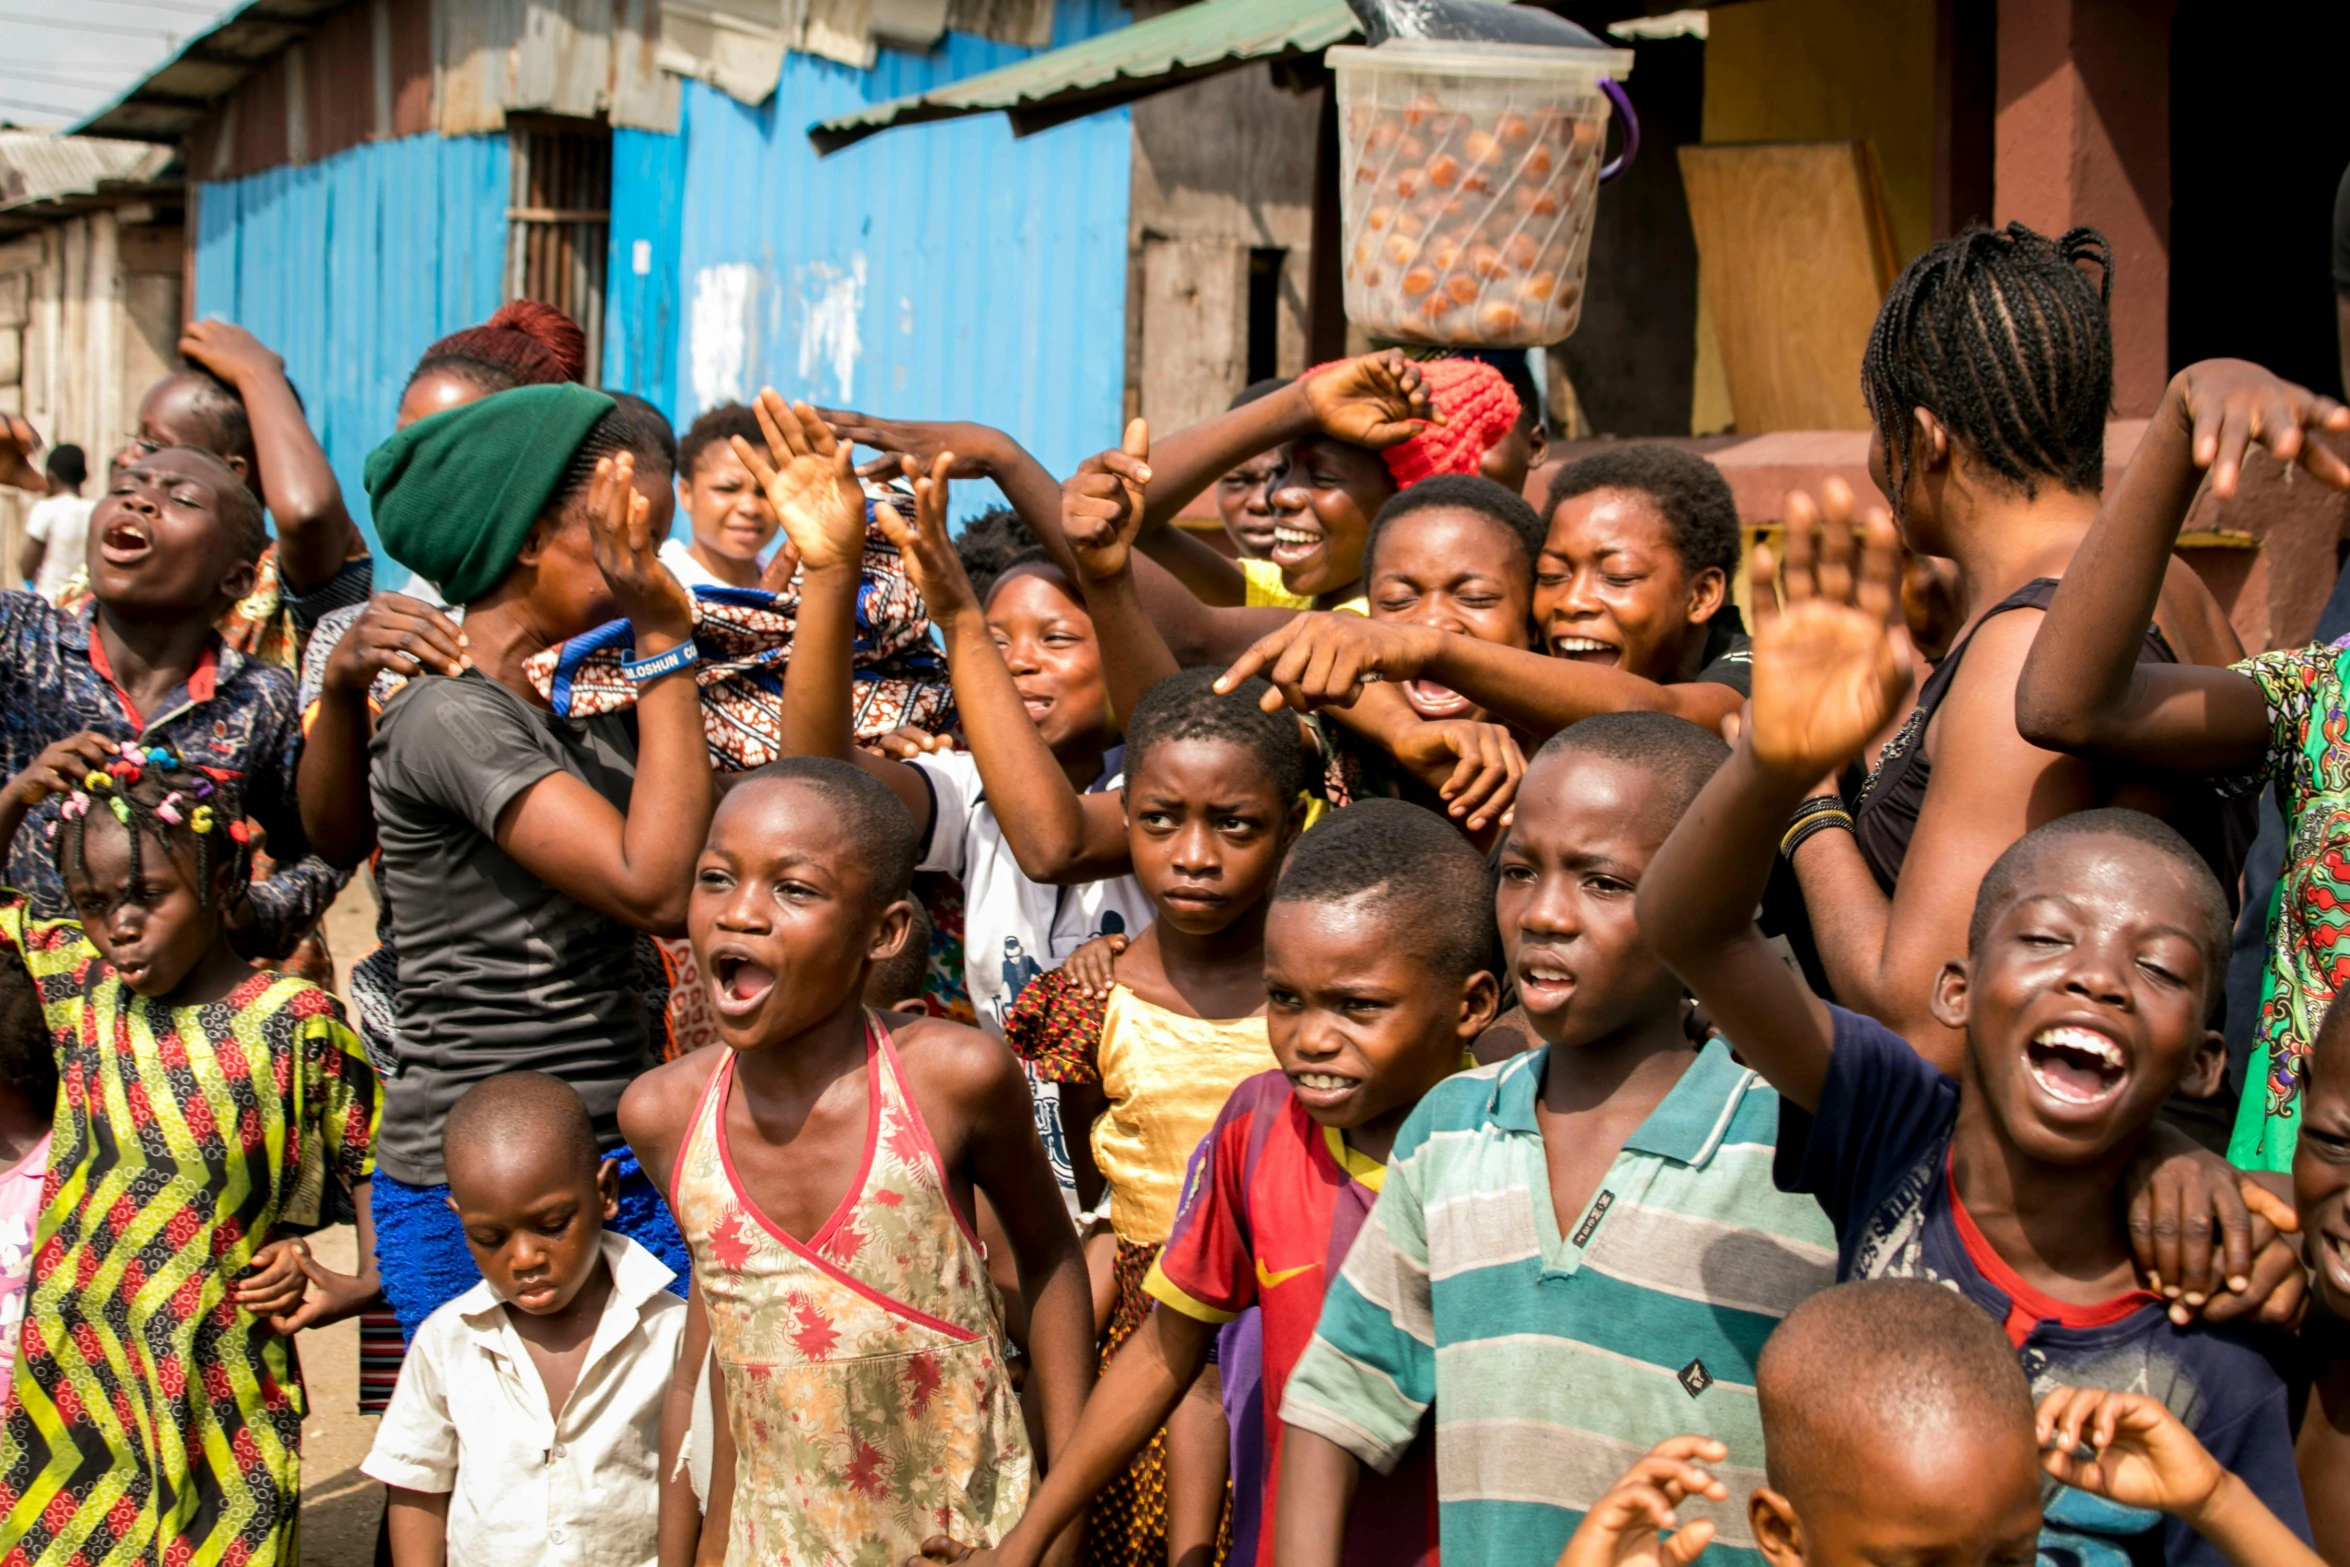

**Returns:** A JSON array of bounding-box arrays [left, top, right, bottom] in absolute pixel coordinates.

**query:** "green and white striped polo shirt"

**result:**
[[1281, 1039, 1836, 1567]]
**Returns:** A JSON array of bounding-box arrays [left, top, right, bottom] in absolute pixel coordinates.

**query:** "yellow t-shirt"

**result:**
[[1239, 557, 1367, 616]]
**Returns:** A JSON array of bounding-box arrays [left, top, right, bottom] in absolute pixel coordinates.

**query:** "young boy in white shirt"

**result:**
[[365, 1072, 688, 1567]]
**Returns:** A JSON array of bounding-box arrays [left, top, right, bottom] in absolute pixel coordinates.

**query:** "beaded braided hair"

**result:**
[[49, 742, 252, 906], [1860, 222, 2115, 515]]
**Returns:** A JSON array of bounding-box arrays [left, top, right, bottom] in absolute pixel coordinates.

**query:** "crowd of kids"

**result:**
[[0, 216, 2344, 1567]]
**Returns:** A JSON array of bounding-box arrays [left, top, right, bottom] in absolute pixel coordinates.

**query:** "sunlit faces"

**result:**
[[444, 1141, 620, 1319], [1267, 435, 1394, 599], [1535, 486, 1723, 681], [1365, 503, 1534, 721], [1933, 835, 2226, 1168], [88, 449, 258, 615], [113, 373, 249, 479], [688, 777, 914, 1052], [1215, 450, 1284, 559], [61, 810, 239, 1000], [2296, 1019, 2350, 1317], [678, 439, 780, 569], [986, 565, 1111, 754], [1263, 891, 1494, 1129], [397, 368, 493, 431], [1753, 1415, 2043, 1567], [1493, 748, 1685, 1049], [1122, 738, 1301, 938]]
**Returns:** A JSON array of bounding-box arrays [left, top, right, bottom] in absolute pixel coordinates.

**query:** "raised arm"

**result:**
[[495, 453, 716, 934], [180, 320, 362, 594], [814, 411, 1068, 554], [873, 445, 1130, 884], [1218, 613, 1741, 739], [2016, 360, 2350, 771], [1639, 504, 1915, 1111], [298, 595, 469, 866]]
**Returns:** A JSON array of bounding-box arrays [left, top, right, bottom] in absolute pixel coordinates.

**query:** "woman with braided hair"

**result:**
[[0, 732, 380, 1567], [1772, 222, 2251, 1080]]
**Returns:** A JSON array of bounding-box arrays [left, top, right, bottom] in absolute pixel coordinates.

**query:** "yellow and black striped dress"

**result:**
[[0, 900, 379, 1567]]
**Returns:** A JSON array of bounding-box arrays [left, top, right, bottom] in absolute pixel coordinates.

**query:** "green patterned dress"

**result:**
[[0, 899, 379, 1567]]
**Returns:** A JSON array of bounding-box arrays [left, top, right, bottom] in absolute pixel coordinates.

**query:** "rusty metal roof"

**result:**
[[69, 0, 349, 144], [0, 131, 179, 235], [809, 0, 1360, 153]]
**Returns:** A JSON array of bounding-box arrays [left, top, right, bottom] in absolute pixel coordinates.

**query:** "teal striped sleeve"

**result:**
[[1278, 1121, 1436, 1474]]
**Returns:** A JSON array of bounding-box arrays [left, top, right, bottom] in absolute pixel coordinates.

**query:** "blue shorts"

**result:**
[[372, 1145, 691, 1340]]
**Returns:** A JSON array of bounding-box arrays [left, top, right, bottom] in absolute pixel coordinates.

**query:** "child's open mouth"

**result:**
[[2025, 1025, 2129, 1106], [1269, 524, 1323, 571], [1288, 1070, 1361, 1111], [1404, 679, 1473, 718], [1550, 634, 1621, 667], [1514, 955, 1576, 1013], [99, 519, 153, 566], [710, 952, 777, 1013]]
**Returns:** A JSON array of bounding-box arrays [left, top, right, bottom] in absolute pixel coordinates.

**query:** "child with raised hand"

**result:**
[[366, 1072, 687, 1567], [2037, 1388, 2327, 1567], [617, 757, 1092, 1567], [1221, 446, 1752, 740], [0, 735, 380, 1567], [918, 801, 1501, 1567], [661, 404, 793, 592], [1635, 512, 2315, 1565], [2013, 359, 2350, 1172], [1277, 714, 1838, 1567]]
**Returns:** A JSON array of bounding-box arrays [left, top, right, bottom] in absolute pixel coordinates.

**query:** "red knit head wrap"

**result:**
[[1303, 356, 1522, 488], [409, 299, 587, 391]]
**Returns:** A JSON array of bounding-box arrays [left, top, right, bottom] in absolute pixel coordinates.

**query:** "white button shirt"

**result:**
[[363, 1232, 688, 1567]]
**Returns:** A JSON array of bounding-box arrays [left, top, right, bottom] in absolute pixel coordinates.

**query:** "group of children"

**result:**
[[0, 218, 2344, 1567]]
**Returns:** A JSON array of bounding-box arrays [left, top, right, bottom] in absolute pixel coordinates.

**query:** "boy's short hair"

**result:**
[[1124, 668, 1306, 807], [1968, 809, 2229, 978], [864, 901, 933, 1009], [174, 367, 254, 458], [1228, 376, 1292, 412], [553, 394, 680, 513], [1544, 444, 1742, 581], [1757, 1278, 2032, 1508], [1274, 798, 1498, 982], [443, 1071, 599, 1180], [1365, 474, 1549, 578], [679, 403, 763, 480], [0, 956, 57, 1120], [1532, 712, 1731, 828], [736, 756, 921, 909], [44, 445, 86, 489]]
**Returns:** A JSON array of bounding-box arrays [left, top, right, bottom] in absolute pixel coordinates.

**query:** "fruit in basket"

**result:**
[[1383, 233, 1419, 266], [1469, 243, 1502, 279], [1427, 154, 1461, 190], [1444, 273, 1480, 305], [1402, 94, 1440, 127], [1503, 233, 1538, 272], [1478, 301, 1524, 336], [1522, 270, 1557, 303], [1393, 167, 1424, 199], [1401, 266, 1436, 297], [1464, 128, 1503, 165], [1366, 205, 1392, 232]]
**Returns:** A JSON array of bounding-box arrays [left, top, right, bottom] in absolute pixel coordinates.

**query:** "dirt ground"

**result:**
[[299, 872, 390, 1565]]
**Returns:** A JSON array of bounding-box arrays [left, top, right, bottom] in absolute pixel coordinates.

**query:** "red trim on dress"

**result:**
[[871, 1010, 985, 1253], [711, 1020, 979, 1344], [1945, 1147, 2162, 1347], [84, 624, 217, 730]]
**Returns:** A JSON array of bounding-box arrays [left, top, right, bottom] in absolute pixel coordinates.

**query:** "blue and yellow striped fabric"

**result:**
[[1281, 1039, 1835, 1567]]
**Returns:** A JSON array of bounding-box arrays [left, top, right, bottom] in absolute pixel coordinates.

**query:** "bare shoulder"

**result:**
[[618, 1045, 728, 1147], [877, 1012, 1025, 1105]]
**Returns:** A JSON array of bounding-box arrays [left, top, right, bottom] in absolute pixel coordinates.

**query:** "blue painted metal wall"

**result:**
[[619, 0, 1134, 515], [194, 133, 509, 550]]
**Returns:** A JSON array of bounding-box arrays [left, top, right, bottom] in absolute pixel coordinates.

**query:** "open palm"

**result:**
[[1304, 350, 1438, 448], [733, 388, 864, 574], [1748, 481, 1912, 782]]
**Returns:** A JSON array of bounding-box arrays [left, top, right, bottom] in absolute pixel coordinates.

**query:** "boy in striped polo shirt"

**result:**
[[920, 802, 1501, 1567], [1277, 716, 1838, 1567]]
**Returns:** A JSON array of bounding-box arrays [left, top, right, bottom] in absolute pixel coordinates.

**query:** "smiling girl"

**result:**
[[0, 737, 379, 1567]]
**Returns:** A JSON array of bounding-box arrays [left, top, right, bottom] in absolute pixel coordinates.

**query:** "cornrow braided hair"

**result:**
[[49, 742, 252, 907], [1861, 222, 2115, 514]]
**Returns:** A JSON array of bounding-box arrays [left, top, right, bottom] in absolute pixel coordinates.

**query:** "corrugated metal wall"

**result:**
[[622, 0, 1134, 511], [193, 133, 508, 550]]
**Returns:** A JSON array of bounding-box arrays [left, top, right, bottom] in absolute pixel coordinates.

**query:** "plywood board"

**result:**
[[1677, 140, 1897, 432], [1138, 236, 1248, 439]]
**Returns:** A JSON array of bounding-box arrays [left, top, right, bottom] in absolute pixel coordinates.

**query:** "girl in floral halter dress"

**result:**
[[622, 755, 1094, 1567]]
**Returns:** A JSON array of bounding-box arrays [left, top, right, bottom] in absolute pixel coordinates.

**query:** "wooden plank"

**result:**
[[1677, 140, 1898, 433], [1137, 236, 1248, 438]]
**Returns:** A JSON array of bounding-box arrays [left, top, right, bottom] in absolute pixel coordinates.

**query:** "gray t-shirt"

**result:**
[[369, 672, 651, 1186]]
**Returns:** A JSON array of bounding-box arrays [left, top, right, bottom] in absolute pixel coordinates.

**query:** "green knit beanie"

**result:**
[[364, 382, 616, 605]]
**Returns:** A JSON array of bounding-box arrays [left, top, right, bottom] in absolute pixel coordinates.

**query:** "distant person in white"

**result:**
[[656, 404, 795, 592], [18, 443, 92, 605]]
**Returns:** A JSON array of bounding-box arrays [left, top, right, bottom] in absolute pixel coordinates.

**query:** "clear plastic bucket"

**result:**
[[1331, 39, 1634, 348]]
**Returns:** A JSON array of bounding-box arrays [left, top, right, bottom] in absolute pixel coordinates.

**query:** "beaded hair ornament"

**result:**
[[48, 741, 250, 905]]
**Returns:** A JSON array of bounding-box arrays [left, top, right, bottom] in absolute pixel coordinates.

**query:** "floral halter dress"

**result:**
[[671, 1012, 1030, 1566]]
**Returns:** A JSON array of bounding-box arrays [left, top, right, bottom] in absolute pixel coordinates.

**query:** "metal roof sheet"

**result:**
[[70, 0, 348, 144], [0, 131, 179, 234], [809, 0, 1359, 153]]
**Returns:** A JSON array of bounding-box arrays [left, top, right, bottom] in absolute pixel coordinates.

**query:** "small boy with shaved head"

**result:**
[[365, 1072, 688, 1567]]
